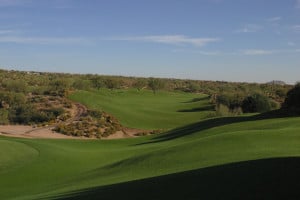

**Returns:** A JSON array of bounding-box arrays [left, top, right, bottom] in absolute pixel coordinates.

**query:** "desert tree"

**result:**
[[148, 78, 165, 94]]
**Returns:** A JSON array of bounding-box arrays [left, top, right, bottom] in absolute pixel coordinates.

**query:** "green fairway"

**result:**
[[1, 116, 300, 200], [69, 89, 214, 130]]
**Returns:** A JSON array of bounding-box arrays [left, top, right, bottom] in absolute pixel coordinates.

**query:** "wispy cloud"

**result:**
[[107, 35, 220, 47], [0, 36, 91, 45], [266, 16, 281, 22], [0, 0, 31, 7], [242, 49, 274, 55], [196, 51, 221, 55], [288, 42, 296, 46], [0, 29, 15, 34], [172, 49, 221, 55], [235, 24, 262, 33], [291, 25, 300, 32]]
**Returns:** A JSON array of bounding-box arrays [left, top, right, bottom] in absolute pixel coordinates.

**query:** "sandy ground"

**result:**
[[104, 128, 144, 139], [0, 103, 149, 140], [0, 125, 148, 140], [0, 125, 85, 139]]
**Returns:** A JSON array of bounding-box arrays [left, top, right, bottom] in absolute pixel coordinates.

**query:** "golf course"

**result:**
[[1, 89, 300, 200], [1, 1, 300, 199]]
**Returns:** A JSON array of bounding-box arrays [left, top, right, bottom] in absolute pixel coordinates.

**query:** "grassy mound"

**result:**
[[0, 116, 300, 199], [0, 140, 39, 171], [69, 89, 214, 130]]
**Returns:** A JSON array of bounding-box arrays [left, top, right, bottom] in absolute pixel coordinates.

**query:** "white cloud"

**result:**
[[0, 36, 91, 45], [266, 16, 282, 22], [242, 49, 273, 55], [235, 24, 262, 33], [108, 35, 220, 47]]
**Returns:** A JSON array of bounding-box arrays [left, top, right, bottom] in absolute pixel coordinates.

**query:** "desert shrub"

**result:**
[[275, 88, 287, 98], [133, 79, 147, 91], [105, 78, 121, 90], [88, 109, 103, 118], [91, 76, 105, 90], [186, 82, 200, 93], [46, 107, 65, 117], [72, 79, 92, 90], [0, 109, 9, 124], [148, 78, 165, 94], [216, 93, 244, 110], [3, 79, 28, 93], [9, 104, 35, 124], [0, 92, 26, 107], [242, 93, 271, 113], [216, 104, 230, 116], [270, 100, 280, 110]]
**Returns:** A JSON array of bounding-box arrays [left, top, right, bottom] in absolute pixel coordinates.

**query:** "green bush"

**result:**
[[216, 104, 230, 116], [283, 83, 300, 110], [242, 93, 271, 113], [0, 109, 9, 124]]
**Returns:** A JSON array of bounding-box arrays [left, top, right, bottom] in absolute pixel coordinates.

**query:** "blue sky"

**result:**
[[0, 0, 299, 83]]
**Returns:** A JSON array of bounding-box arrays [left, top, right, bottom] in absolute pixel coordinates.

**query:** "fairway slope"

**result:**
[[53, 157, 300, 200], [69, 89, 214, 130], [0, 116, 300, 200]]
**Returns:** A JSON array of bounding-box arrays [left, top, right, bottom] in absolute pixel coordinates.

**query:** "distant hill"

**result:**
[[266, 80, 286, 85]]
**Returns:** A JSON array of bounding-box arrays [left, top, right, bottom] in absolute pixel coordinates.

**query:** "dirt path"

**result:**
[[0, 103, 148, 140], [73, 103, 87, 121]]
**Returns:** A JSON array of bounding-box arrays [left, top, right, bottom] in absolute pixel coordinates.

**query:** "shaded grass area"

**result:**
[[177, 105, 214, 112], [52, 157, 300, 200], [146, 109, 299, 143], [69, 89, 214, 130]]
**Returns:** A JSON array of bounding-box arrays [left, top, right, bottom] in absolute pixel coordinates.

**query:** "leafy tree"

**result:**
[[283, 83, 300, 110], [148, 78, 165, 94], [216, 93, 244, 110], [242, 93, 271, 113]]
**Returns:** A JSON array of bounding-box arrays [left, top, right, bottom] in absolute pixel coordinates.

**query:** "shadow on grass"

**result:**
[[177, 105, 215, 112], [182, 96, 210, 103], [50, 157, 300, 200], [140, 109, 299, 145]]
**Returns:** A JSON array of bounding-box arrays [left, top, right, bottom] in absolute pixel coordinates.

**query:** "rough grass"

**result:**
[[69, 89, 214, 130], [0, 116, 300, 200]]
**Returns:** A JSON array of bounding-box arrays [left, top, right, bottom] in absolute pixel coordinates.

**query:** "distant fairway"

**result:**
[[1, 116, 300, 199], [69, 89, 214, 129]]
